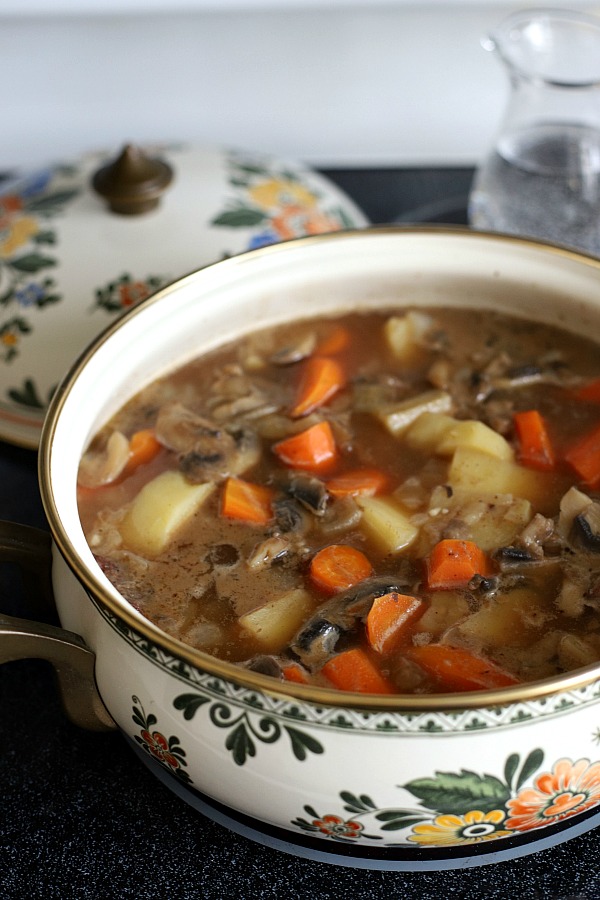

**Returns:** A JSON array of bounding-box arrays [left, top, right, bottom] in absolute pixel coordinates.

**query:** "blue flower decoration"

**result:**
[[15, 283, 45, 307], [247, 230, 278, 250]]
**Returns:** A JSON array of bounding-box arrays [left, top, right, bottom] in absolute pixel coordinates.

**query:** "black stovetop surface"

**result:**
[[2, 166, 598, 899]]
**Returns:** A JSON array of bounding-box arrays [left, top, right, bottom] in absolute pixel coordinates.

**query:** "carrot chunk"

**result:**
[[123, 428, 162, 475], [513, 409, 556, 470], [564, 422, 600, 488], [221, 477, 273, 525], [290, 356, 345, 418], [321, 648, 394, 694], [425, 539, 493, 590], [316, 325, 351, 356], [408, 644, 519, 692], [326, 467, 388, 498], [309, 544, 373, 595], [281, 662, 311, 685], [573, 377, 600, 403], [366, 592, 425, 656], [272, 420, 337, 471]]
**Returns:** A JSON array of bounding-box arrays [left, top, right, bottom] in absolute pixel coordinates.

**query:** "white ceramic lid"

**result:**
[[0, 142, 367, 448]]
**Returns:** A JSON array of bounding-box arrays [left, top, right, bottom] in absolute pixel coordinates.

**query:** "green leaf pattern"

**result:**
[[292, 747, 600, 847], [173, 691, 324, 767], [0, 175, 78, 367], [404, 769, 510, 815]]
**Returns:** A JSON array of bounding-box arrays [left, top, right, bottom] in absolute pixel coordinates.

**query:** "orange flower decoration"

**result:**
[[140, 728, 181, 770], [506, 757, 600, 831], [271, 204, 340, 240], [118, 280, 152, 307], [1, 331, 18, 347], [312, 814, 363, 839], [0, 194, 23, 214]]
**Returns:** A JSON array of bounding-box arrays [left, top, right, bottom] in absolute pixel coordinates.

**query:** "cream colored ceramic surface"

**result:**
[[0, 143, 367, 448], [41, 228, 600, 850]]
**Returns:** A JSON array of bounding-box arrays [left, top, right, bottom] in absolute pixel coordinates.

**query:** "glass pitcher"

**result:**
[[468, 8, 600, 256]]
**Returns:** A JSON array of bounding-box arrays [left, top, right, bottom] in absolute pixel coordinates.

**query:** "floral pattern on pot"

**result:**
[[0, 168, 79, 363], [132, 695, 192, 785], [291, 750, 600, 846], [173, 691, 324, 766], [93, 273, 167, 314], [211, 154, 355, 249]]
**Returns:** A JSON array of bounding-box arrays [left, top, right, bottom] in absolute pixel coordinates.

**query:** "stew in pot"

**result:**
[[77, 307, 600, 694]]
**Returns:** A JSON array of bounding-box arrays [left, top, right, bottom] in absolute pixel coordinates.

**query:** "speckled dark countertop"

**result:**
[[2, 168, 600, 899]]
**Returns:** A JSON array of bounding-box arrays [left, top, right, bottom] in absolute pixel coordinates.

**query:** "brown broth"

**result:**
[[78, 307, 600, 693]]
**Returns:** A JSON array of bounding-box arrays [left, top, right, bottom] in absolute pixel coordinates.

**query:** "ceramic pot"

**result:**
[[5, 227, 600, 865]]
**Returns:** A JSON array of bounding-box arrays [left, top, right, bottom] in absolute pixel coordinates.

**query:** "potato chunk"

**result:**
[[448, 447, 553, 511], [404, 412, 456, 454], [383, 311, 434, 361], [377, 390, 453, 437], [412, 591, 470, 639], [239, 588, 314, 652], [437, 419, 514, 461], [120, 470, 214, 556], [357, 495, 418, 553], [449, 586, 550, 651], [406, 412, 513, 461]]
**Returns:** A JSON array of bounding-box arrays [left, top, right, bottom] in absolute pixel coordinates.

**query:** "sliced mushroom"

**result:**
[[515, 513, 557, 559], [313, 495, 362, 537], [156, 403, 260, 482], [208, 363, 285, 421], [281, 472, 329, 516], [78, 430, 130, 488], [241, 654, 287, 678], [291, 618, 344, 670], [476, 356, 576, 398], [291, 575, 412, 670], [558, 486, 593, 538], [495, 546, 536, 565], [569, 501, 600, 553], [247, 536, 292, 570], [238, 654, 311, 683], [156, 402, 234, 458], [496, 363, 546, 387], [270, 332, 317, 365], [209, 394, 280, 422], [351, 374, 408, 414], [272, 497, 311, 534]]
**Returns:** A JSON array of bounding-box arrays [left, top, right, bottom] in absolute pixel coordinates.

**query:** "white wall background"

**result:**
[[1, 1, 598, 172]]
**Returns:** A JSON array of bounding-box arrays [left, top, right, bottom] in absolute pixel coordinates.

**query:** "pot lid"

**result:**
[[0, 142, 368, 449]]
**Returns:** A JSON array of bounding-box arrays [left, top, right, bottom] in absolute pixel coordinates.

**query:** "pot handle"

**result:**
[[0, 521, 116, 732]]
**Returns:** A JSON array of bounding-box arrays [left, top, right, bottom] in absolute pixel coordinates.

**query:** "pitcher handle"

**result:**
[[0, 521, 115, 732]]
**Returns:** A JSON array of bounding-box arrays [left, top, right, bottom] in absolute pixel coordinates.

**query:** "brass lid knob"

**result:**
[[92, 144, 173, 215]]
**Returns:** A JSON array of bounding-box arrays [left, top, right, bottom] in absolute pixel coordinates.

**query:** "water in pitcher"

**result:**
[[470, 122, 600, 255], [468, 9, 600, 257]]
